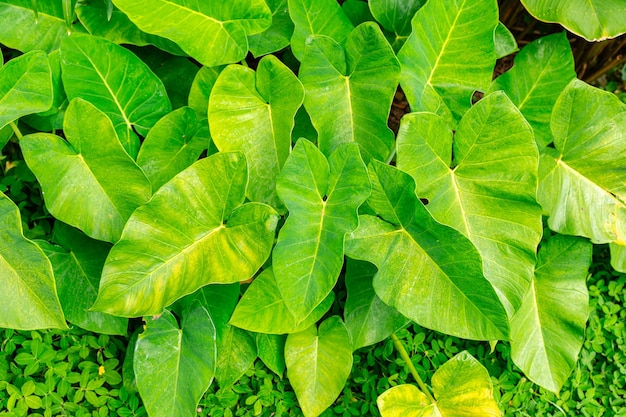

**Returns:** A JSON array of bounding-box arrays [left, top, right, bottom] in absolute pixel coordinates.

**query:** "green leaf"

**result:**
[[377, 385, 432, 416], [20, 98, 152, 243], [209, 55, 304, 210], [520, 0, 626, 41], [342, 0, 374, 27], [538, 79, 626, 246], [398, 0, 498, 122], [75, 0, 185, 56], [489, 32, 575, 149], [299, 22, 400, 161], [91, 152, 279, 317], [247, 0, 294, 57], [0, 192, 66, 330], [229, 267, 334, 334], [0, 50, 53, 131], [111, 0, 271, 66], [345, 162, 509, 340], [285, 317, 353, 417], [510, 234, 591, 393], [397, 92, 543, 316], [215, 326, 257, 388], [60, 33, 171, 158], [256, 333, 287, 376], [494, 22, 518, 59], [288, 0, 354, 61], [136, 107, 208, 191], [189, 66, 224, 120], [610, 243, 626, 273], [369, 0, 425, 51], [135, 305, 216, 417], [344, 259, 408, 350], [39, 223, 127, 335], [273, 140, 370, 322], [0, 0, 83, 53]]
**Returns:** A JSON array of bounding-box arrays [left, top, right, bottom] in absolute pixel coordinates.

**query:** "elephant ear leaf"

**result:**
[[0, 193, 67, 330], [0, 50, 53, 131], [510, 234, 592, 393], [91, 152, 279, 317]]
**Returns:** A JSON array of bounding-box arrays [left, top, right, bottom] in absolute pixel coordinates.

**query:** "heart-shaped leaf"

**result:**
[[112, 0, 271, 66], [135, 305, 216, 417], [511, 234, 591, 392], [538, 79, 626, 246], [397, 92, 543, 316], [398, 0, 498, 122], [91, 152, 279, 317], [209, 55, 304, 210], [0, 50, 53, 131], [61, 33, 171, 157], [489, 32, 575, 149], [273, 140, 370, 322], [20, 98, 152, 243], [299, 22, 400, 161], [345, 161, 509, 340], [285, 317, 353, 417]]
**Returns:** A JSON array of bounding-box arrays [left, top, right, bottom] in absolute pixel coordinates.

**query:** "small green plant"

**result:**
[[1, 0, 625, 416]]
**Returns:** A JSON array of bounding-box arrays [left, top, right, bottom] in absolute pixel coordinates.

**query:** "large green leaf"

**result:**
[[0, 0, 83, 53], [520, 0, 626, 41], [247, 0, 293, 57], [510, 234, 591, 393], [489, 32, 575, 149], [273, 140, 370, 322], [112, 0, 271, 66], [344, 259, 409, 350], [91, 152, 279, 317], [38, 223, 127, 335], [229, 267, 334, 334], [20, 98, 151, 243], [0, 192, 66, 330], [378, 351, 499, 416], [538, 79, 626, 246], [345, 162, 509, 340], [61, 33, 171, 157], [135, 305, 216, 417], [0, 50, 53, 131], [209, 55, 304, 210], [397, 92, 543, 316], [299, 23, 400, 161], [398, 0, 498, 122], [75, 0, 185, 56], [285, 317, 353, 417], [369, 0, 425, 51], [288, 0, 353, 61], [136, 107, 208, 191], [610, 243, 626, 273], [214, 326, 258, 388]]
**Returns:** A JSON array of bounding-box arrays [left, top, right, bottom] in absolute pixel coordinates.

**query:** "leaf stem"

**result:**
[[9, 122, 23, 140], [391, 332, 436, 404]]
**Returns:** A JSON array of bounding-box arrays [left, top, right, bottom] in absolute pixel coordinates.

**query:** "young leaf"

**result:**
[[209, 55, 304, 210], [0, 192, 67, 330], [136, 107, 208, 191], [285, 317, 353, 417], [345, 161, 509, 340], [288, 0, 353, 61], [538, 79, 626, 246], [273, 140, 370, 323], [344, 259, 409, 350], [510, 234, 592, 393], [398, 0, 498, 122], [111, 0, 272, 66], [299, 22, 400, 162], [38, 223, 128, 335], [20, 98, 152, 243], [0, 50, 53, 131], [397, 92, 543, 316], [60, 33, 171, 158], [369, 0, 425, 51], [247, 0, 294, 57], [494, 21, 518, 58], [135, 305, 216, 417], [91, 152, 279, 317], [215, 326, 257, 388], [489, 32, 576, 149]]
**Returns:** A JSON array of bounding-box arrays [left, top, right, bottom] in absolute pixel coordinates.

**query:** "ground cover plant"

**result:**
[[1, 0, 626, 416]]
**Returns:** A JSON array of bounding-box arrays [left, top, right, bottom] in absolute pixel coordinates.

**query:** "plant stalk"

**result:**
[[9, 121, 23, 140], [391, 333, 436, 404]]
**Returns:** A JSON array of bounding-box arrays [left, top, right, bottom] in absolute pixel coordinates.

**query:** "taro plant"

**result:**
[[1, 0, 625, 416]]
